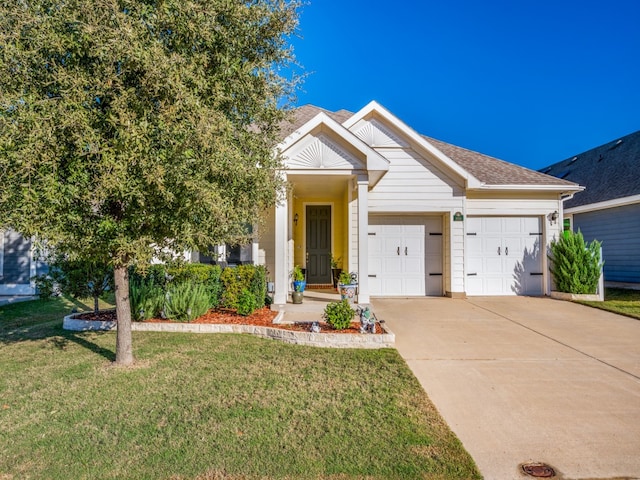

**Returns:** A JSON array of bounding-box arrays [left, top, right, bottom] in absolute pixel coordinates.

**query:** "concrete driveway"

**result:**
[[373, 296, 640, 480]]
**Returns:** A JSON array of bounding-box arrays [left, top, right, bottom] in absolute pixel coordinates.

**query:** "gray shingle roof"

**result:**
[[422, 135, 576, 187], [277, 105, 353, 139], [280, 105, 578, 188], [539, 130, 640, 208]]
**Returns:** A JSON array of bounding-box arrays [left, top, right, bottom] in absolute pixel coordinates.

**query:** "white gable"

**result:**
[[284, 133, 365, 170], [350, 118, 409, 148]]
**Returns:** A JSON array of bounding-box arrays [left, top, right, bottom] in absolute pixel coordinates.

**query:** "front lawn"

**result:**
[[0, 298, 481, 480], [578, 288, 640, 320]]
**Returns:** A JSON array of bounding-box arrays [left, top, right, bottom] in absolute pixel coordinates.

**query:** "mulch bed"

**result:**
[[74, 307, 383, 334]]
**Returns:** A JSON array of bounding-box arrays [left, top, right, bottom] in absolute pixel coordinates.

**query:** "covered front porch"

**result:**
[[271, 172, 372, 306], [267, 111, 390, 307]]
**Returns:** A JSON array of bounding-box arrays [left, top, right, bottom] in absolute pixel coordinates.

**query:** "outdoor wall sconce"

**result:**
[[550, 210, 559, 225], [294, 213, 299, 226]]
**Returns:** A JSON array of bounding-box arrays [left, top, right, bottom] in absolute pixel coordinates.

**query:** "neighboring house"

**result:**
[[0, 229, 47, 296], [540, 130, 640, 284], [245, 101, 581, 304]]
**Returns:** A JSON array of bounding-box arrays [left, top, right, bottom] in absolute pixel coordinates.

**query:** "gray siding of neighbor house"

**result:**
[[1, 230, 32, 284], [573, 203, 640, 283]]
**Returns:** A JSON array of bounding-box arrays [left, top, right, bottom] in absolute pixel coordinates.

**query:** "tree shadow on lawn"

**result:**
[[1, 319, 115, 362]]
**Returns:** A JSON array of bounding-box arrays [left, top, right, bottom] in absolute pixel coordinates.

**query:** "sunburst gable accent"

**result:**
[[351, 118, 408, 148], [285, 133, 364, 169]]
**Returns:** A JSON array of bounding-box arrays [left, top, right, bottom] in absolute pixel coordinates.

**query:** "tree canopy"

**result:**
[[0, 0, 301, 364]]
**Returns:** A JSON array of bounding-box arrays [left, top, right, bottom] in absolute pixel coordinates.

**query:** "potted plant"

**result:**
[[338, 271, 357, 304], [291, 265, 306, 304], [330, 253, 342, 289]]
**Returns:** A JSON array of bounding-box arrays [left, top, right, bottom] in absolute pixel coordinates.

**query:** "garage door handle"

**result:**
[[505, 247, 508, 256], [397, 247, 400, 255], [498, 247, 501, 255], [405, 246, 408, 256]]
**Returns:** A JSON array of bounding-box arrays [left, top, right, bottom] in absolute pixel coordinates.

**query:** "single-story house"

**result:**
[[252, 101, 582, 305], [540, 130, 640, 284], [3, 101, 583, 301]]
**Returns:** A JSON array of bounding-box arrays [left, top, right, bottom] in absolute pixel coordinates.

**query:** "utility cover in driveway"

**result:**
[[466, 216, 544, 295]]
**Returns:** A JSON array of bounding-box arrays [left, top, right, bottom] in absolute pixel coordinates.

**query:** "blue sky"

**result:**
[[289, 0, 640, 170]]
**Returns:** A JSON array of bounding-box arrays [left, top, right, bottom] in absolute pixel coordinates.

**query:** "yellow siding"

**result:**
[[291, 196, 347, 271]]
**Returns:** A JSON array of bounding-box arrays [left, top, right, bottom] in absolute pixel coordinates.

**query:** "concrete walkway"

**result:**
[[373, 296, 640, 480]]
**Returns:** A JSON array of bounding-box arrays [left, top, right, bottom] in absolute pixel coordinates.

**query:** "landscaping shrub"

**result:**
[[549, 230, 603, 294], [251, 265, 267, 309], [167, 263, 223, 309], [237, 288, 258, 316], [221, 264, 266, 310], [129, 277, 165, 321], [323, 299, 355, 330], [163, 282, 210, 322]]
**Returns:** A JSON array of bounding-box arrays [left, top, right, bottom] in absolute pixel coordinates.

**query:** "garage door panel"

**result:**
[[467, 217, 543, 296], [369, 216, 442, 296]]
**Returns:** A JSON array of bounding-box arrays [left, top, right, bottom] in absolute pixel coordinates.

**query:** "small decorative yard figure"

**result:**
[[357, 306, 376, 334], [310, 321, 321, 333]]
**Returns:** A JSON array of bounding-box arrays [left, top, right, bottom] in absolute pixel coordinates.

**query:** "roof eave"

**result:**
[[469, 184, 585, 193]]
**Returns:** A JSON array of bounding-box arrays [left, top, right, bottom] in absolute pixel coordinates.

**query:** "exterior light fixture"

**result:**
[[294, 213, 299, 226], [551, 211, 559, 224]]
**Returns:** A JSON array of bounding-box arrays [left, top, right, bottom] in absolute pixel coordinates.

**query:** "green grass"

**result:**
[[0, 298, 481, 480], [578, 288, 640, 320]]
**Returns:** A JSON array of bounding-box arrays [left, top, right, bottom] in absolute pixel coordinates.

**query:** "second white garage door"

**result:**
[[368, 216, 443, 296], [466, 217, 544, 296]]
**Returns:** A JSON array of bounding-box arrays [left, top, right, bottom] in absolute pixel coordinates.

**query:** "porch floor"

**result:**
[[272, 288, 360, 324]]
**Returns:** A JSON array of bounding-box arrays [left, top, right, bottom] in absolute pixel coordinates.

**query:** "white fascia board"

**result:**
[[343, 101, 483, 188], [564, 194, 640, 214], [277, 111, 389, 183], [470, 184, 584, 193]]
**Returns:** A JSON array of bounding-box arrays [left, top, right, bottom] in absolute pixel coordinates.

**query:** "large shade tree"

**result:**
[[0, 0, 301, 365]]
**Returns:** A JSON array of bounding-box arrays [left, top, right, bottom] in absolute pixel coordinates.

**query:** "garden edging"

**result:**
[[550, 291, 603, 302], [63, 312, 395, 349]]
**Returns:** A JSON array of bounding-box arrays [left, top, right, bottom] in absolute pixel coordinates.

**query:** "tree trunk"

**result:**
[[114, 266, 134, 365], [93, 295, 99, 313]]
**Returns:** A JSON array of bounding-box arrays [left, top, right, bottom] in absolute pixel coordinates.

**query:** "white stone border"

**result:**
[[550, 291, 603, 302], [63, 312, 395, 349]]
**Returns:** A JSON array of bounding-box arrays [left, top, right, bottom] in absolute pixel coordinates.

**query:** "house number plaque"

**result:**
[[453, 212, 464, 221]]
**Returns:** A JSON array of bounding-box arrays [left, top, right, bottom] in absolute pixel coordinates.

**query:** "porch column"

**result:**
[[274, 190, 289, 306], [357, 178, 370, 304]]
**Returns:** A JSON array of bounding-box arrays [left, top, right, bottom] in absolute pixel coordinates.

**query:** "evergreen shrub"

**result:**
[[549, 230, 603, 294]]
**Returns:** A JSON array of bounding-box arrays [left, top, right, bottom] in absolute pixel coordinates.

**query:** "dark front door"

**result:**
[[306, 205, 332, 284]]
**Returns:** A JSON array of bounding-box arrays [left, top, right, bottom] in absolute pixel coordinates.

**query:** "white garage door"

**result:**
[[368, 216, 443, 296], [466, 217, 544, 296]]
